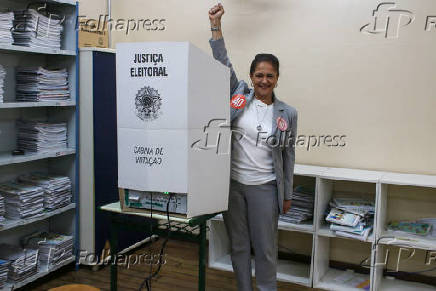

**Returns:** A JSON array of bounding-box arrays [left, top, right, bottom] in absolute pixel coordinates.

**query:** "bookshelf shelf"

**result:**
[[0, 100, 76, 108], [2, 256, 75, 291], [0, 44, 76, 56], [208, 164, 436, 290], [0, 148, 76, 166], [0, 203, 75, 232]]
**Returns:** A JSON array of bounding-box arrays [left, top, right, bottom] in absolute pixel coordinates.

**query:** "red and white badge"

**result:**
[[276, 116, 288, 131], [230, 94, 246, 109]]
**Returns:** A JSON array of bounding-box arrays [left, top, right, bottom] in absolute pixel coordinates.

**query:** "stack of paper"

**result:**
[[0, 244, 38, 283], [17, 120, 67, 152], [0, 259, 9, 289], [0, 194, 5, 226], [19, 173, 72, 210], [24, 232, 73, 269], [326, 197, 375, 241], [0, 182, 44, 219], [12, 9, 63, 50], [16, 67, 69, 101], [280, 185, 315, 224], [333, 270, 370, 290], [0, 64, 6, 102], [0, 11, 13, 45]]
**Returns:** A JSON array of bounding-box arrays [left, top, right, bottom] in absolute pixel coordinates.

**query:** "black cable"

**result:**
[[139, 193, 174, 291]]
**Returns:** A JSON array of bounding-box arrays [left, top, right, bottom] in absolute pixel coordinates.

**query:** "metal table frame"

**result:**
[[99, 202, 217, 291]]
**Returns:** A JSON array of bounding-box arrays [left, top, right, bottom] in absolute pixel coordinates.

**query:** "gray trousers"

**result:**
[[223, 179, 279, 291]]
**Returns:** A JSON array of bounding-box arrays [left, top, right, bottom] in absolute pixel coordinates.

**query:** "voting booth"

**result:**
[[116, 41, 230, 218]]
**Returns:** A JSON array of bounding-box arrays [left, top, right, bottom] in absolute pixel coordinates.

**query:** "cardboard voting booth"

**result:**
[[116, 42, 230, 218]]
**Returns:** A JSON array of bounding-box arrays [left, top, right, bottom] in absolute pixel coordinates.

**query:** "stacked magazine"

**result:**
[[0, 244, 38, 283], [0, 194, 5, 226], [16, 67, 69, 101], [280, 185, 315, 224], [0, 11, 13, 45], [0, 64, 5, 102], [325, 197, 375, 241], [12, 9, 63, 50], [17, 120, 67, 152], [0, 182, 44, 219], [19, 173, 72, 210], [0, 259, 9, 289], [387, 220, 434, 237], [24, 232, 73, 269]]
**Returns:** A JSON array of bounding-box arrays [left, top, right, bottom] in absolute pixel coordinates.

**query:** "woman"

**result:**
[[208, 4, 298, 291]]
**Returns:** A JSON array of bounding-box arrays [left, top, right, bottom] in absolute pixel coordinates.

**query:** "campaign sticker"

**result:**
[[277, 116, 288, 131], [230, 94, 246, 109]]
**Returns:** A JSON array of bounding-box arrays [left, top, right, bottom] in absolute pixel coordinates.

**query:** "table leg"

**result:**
[[110, 215, 119, 291], [198, 222, 206, 291]]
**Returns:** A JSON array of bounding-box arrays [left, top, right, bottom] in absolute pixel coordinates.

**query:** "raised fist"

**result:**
[[209, 3, 224, 23]]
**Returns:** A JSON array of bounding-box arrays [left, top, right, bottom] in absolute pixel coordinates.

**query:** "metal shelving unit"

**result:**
[[0, 0, 79, 289]]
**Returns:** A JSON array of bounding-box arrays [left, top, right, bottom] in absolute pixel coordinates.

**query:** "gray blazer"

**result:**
[[209, 37, 298, 213]]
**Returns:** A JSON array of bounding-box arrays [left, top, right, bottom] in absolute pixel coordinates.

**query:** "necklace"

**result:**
[[255, 100, 268, 131]]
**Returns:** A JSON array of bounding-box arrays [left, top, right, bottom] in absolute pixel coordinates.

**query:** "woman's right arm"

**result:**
[[208, 4, 239, 95]]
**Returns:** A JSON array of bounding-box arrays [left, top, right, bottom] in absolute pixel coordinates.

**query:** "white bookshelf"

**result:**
[[0, 0, 79, 290], [208, 164, 436, 290], [372, 176, 436, 290]]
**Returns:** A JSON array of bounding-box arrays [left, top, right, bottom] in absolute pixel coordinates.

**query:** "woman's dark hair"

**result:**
[[249, 53, 280, 76]]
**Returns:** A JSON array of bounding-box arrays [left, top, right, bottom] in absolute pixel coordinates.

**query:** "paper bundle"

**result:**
[[326, 197, 375, 241], [0, 64, 6, 103], [16, 66, 69, 101], [0, 182, 44, 219], [17, 120, 67, 152], [280, 185, 315, 224], [0, 244, 38, 283], [0, 11, 13, 45], [12, 9, 63, 50], [0, 259, 9, 289], [0, 194, 5, 226], [24, 232, 73, 269], [19, 173, 72, 210]]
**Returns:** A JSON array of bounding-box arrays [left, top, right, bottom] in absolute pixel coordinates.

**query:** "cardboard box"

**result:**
[[78, 18, 109, 48], [116, 41, 230, 218]]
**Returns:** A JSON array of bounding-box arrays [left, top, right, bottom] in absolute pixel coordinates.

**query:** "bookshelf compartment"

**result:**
[[313, 236, 373, 290], [316, 178, 376, 242]]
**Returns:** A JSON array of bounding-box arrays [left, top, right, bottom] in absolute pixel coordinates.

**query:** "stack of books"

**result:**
[[0, 194, 5, 226], [0, 244, 38, 283], [0, 11, 13, 45], [325, 197, 375, 241], [0, 182, 44, 219], [280, 185, 315, 224], [0, 64, 5, 102], [17, 120, 67, 152], [0, 259, 9, 289], [24, 232, 73, 270], [16, 67, 69, 101], [19, 173, 72, 210], [12, 9, 63, 50]]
